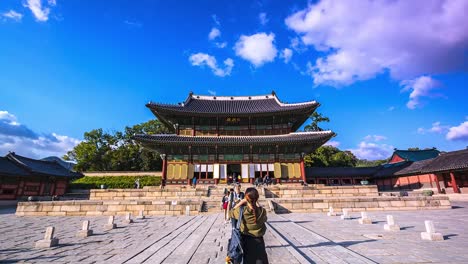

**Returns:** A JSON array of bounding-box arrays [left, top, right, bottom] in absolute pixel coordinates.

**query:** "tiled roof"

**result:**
[[2, 153, 82, 178], [0, 157, 29, 177], [147, 92, 318, 115], [420, 149, 468, 173], [134, 131, 335, 147], [391, 149, 440, 162], [306, 166, 379, 178], [394, 158, 435, 175]]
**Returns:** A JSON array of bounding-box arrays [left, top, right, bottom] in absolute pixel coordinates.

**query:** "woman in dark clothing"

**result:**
[[230, 188, 269, 264]]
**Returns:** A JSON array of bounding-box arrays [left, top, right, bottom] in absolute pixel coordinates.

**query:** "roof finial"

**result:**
[[189, 91, 193, 97], [271, 90, 276, 96]]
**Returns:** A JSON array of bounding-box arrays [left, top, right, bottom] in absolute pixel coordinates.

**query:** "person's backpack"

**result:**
[[227, 206, 244, 264]]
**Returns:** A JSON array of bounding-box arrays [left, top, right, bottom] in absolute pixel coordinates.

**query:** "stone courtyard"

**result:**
[[1, 202, 468, 263]]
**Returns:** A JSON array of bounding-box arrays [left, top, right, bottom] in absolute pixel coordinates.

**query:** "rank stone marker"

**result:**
[[340, 208, 352, 220], [76, 220, 93, 238], [327, 206, 338, 216], [124, 212, 134, 224], [104, 216, 117, 230], [421, 220, 444, 241], [35, 226, 59, 248], [185, 205, 190, 216], [359, 211, 372, 224], [384, 215, 400, 231], [136, 210, 145, 219]]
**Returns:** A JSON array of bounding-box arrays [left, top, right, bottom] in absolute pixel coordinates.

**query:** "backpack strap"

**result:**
[[236, 206, 244, 230]]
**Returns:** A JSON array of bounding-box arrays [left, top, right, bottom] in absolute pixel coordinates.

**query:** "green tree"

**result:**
[[304, 146, 357, 167], [304, 112, 330, 132], [64, 119, 169, 172]]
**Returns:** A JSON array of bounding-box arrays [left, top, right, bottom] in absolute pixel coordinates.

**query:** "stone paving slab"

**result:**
[[1, 203, 468, 263]]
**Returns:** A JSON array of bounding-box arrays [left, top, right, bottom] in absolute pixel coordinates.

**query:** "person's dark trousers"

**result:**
[[231, 218, 237, 229]]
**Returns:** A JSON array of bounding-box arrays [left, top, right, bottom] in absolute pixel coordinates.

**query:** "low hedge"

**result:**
[[70, 176, 161, 189]]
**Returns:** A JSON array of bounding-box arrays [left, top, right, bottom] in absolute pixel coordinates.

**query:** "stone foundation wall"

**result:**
[[271, 196, 451, 214], [265, 185, 379, 198], [16, 200, 202, 217], [89, 188, 208, 201]]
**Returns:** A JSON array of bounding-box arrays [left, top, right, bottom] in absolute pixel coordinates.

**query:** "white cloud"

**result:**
[[285, 0, 468, 89], [388, 106, 396, 111], [208, 27, 221, 40], [24, 0, 55, 22], [234, 32, 277, 67], [124, 20, 142, 28], [418, 121, 449, 134], [400, 76, 441, 109], [349, 141, 394, 160], [280, 48, 293, 64], [0, 111, 80, 159], [48, 0, 56, 6], [208, 90, 216, 96], [446, 120, 468, 141], [215, 42, 227, 49], [2, 10, 23, 21], [324, 140, 340, 147], [364, 135, 387, 142], [212, 14, 220, 26], [189, 53, 234, 77], [259, 12, 268, 25]]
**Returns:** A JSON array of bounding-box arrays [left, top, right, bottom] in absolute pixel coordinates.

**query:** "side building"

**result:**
[[0, 152, 82, 200], [134, 92, 335, 185], [307, 148, 468, 194]]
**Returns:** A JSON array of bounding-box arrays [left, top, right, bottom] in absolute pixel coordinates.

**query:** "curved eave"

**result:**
[[134, 131, 335, 152]]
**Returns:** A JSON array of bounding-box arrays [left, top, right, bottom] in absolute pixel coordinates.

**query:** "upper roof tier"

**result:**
[[147, 91, 319, 132], [147, 91, 318, 115]]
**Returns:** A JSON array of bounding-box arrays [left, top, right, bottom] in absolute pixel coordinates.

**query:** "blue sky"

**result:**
[[0, 0, 467, 160]]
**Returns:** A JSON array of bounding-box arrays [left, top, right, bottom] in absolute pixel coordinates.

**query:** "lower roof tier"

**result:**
[[133, 131, 335, 154]]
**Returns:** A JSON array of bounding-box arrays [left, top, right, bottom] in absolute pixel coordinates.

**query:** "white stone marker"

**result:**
[[35, 226, 59, 248], [185, 205, 190, 216], [358, 211, 372, 224], [327, 207, 338, 216], [340, 208, 352, 220], [421, 220, 444, 241], [103, 216, 117, 230], [76, 220, 93, 238], [136, 210, 145, 219], [384, 215, 400, 231], [124, 212, 134, 224]]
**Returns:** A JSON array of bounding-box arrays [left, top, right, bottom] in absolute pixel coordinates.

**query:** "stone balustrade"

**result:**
[[90, 188, 208, 201], [16, 200, 202, 217], [270, 196, 451, 214], [265, 185, 379, 198]]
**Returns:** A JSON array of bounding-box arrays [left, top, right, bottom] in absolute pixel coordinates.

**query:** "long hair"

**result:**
[[245, 187, 259, 223]]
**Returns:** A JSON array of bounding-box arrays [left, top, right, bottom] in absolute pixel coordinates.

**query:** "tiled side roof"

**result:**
[[391, 149, 440, 162], [7, 153, 81, 178], [147, 93, 318, 115], [420, 149, 468, 173], [0, 157, 29, 177], [134, 131, 335, 146], [394, 158, 435, 175], [306, 166, 380, 178]]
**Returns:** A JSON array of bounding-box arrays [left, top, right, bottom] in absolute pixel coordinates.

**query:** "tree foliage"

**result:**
[[355, 159, 388, 167], [304, 112, 330, 132], [304, 146, 358, 167], [63, 120, 169, 172]]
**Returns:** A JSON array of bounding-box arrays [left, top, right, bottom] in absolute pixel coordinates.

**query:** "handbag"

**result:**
[[227, 206, 244, 264]]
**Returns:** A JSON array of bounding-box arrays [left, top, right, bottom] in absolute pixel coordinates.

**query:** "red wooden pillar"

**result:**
[[433, 174, 442, 193], [161, 154, 167, 187], [450, 172, 460, 193], [300, 154, 306, 184]]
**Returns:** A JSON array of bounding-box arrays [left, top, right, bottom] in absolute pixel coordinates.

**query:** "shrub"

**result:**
[[69, 176, 161, 189], [422, 190, 434, 196]]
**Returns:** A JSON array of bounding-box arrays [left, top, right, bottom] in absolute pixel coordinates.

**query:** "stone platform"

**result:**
[[2, 202, 468, 263], [16, 185, 451, 216]]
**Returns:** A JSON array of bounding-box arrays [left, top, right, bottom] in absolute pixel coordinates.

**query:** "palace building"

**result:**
[[134, 92, 335, 185]]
